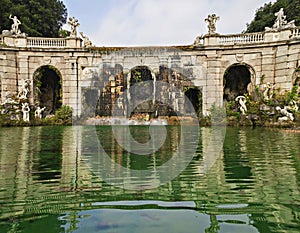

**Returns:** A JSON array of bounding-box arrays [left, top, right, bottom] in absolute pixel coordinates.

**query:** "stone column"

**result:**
[[18, 54, 31, 102], [64, 58, 79, 116], [204, 51, 223, 114], [261, 49, 276, 85], [0, 51, 18, 99]]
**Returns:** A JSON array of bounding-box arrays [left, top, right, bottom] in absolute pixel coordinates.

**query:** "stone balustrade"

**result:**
[[1, 36, 82, 48], [218, 32, 265, 44], [27, 37, 67, 48], [291, 27, 300, 38], [203, 28, 300, 46]]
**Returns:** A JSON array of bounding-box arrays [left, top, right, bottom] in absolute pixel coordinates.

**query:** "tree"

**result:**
[[245, 0, 300, 33], [0, 0, 67, 37]]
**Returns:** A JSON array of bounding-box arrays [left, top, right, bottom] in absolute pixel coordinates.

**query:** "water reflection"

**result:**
[[0, 126, 299, 233]]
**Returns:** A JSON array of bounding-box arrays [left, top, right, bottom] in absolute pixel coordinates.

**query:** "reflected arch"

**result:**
[[33, 65, 62, 115], [223, 63, 255, 101]]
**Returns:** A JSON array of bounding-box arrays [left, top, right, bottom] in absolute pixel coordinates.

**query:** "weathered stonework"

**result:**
[[0, 27, 300, 117]]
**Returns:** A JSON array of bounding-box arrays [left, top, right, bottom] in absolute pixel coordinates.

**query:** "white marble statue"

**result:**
[[265, 8, 295, 31], [275, 106, 294, 121], [2, 94, 18, 105], [21, 102, 30, 122], [235, 96, 247, 115], [79, 32, 93, 48], [68, 17, 80, 37], [205, 14, 220, 34], [193, 35, 203, 46], [288, 100, 299, 113], [263, 82, 273, 101], [18, 78, 30, 99], [274, 8, 287, 29], [34, 106, 46, 119], [9, 14, 22, 35]]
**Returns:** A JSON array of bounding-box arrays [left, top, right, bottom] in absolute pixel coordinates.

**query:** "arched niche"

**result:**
[[33, 65, 62, 115], [223, 63, 255, 101]]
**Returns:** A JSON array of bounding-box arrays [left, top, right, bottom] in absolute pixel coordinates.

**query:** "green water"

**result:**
[[0, 126, 299, 233]]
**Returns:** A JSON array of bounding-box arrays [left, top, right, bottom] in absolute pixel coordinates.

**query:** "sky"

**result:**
[[62, 0, 275, 46]]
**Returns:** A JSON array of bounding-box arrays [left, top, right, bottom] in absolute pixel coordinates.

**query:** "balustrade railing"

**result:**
[[218, 32, 265, 44], [291, 28, 300, 39], [27, 37, 67, 48]]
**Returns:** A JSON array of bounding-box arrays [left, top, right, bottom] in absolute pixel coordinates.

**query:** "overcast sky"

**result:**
[[62, 0, 274, 46]]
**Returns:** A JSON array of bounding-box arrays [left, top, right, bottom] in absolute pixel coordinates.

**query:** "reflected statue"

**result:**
[[34, 106, 46, 119], [205, 14, 220, 35], [21, 102, 30, 122], [235, 96, 247, 115]]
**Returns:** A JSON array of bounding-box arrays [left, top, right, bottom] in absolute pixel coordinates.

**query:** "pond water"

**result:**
[[0, 126, 299, 233]]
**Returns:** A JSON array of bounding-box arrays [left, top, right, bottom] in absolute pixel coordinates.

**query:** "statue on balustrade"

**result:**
[[2, 15, 26, 37], [205, 14, 220, 35], [68, 17, 80, 37], [9, 15, 22, 35], [80, 32, 93, 48], [265, 8, 296, 31]]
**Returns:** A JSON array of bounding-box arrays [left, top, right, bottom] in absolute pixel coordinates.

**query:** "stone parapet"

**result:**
[[2, 36, 82, 49]]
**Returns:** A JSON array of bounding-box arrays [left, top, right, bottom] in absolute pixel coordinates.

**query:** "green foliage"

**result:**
[[54, 105, 72, 124], [0, 0, 67, 37], [245, 0, 300, 33], [132, 70, 142, 82]]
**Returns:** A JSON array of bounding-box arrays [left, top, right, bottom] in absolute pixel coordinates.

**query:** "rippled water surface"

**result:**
[[0, 126, 299, 233]]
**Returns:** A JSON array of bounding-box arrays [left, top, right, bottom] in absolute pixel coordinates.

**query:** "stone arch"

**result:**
[[223, 63, 255, 101], [33, 65, 62, 115], [185, 87, 202, 115], [128, 66, 155, 116]]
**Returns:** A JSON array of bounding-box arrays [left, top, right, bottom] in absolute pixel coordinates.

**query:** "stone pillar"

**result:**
[[274, 45, 291, 91], [3, 36, 27, 47], [0, 51, 18, 99], [63, 58, 79, 116], [204, 51, 223, 114], [18, 54, 31, 102], [66, 37, 82, 48], [203, 35, 219, 46], [261, 49, 276, 85]]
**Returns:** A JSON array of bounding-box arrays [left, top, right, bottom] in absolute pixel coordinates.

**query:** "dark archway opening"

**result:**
[[129, 66, 154, 116], [33, 66, 62, 115], [185, 88, 202, 116], [223, 64, 252, 101]]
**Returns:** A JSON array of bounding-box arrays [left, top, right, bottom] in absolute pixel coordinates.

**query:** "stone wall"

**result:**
[[0, 30, 299, 117]]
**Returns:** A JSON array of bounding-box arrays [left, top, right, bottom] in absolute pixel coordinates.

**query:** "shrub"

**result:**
[[54, 105, 72, 125]]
